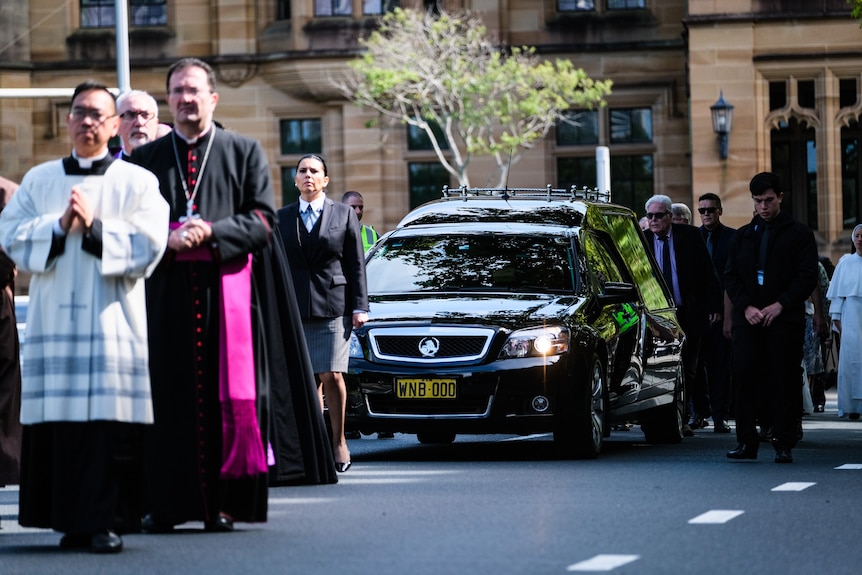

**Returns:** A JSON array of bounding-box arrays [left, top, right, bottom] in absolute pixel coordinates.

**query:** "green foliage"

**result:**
[[339, 8, 612, 187], [853, 0, 862, 23]]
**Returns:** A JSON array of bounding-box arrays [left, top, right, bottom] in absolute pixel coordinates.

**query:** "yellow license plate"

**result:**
[[395, 378, 458, 399]]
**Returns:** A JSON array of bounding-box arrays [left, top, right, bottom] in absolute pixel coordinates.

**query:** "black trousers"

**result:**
[[678, 307, 708, 420], [732, 321, 804, 449]]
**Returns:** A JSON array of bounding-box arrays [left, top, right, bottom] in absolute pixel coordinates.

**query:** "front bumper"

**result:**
[[345, 354, 572, 435]]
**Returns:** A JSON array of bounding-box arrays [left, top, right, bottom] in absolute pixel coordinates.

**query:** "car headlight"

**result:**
[[349, 331, 364, 359], [499, 326, 569, 358]]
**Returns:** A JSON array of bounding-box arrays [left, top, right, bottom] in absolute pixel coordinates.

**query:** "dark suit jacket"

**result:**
[[277, 198, 368, 320], [724, 211, 818, 328], [644, 223, 722, 318], [699, 223, 736, 288]]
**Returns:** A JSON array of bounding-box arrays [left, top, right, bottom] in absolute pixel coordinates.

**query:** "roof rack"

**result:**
[[441, 184, 611, 204]]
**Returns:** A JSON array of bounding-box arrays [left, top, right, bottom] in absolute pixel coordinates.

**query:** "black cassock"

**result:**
[[132, 128, 334, 526]]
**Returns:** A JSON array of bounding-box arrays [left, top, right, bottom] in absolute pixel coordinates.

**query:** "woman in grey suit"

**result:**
[[277, 154, 368, 472]]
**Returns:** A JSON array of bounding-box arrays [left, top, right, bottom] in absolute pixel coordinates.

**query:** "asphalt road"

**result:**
[[2, 395, 861, 575]]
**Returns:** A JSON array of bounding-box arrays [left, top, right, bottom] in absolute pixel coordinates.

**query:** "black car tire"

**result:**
[[553, 354, 606, 460], [417, 432, 456, 445], [640, 368, 685, 444]]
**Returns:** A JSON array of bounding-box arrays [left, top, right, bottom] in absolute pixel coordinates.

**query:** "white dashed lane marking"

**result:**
[[688, 510, 745, 524], [771, 482, 816, 492], [835, 463, 862, 470], [566, 554, 640, 572]]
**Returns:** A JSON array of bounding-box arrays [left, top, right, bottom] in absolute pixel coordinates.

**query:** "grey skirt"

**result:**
[[302, 316, 352, 374]]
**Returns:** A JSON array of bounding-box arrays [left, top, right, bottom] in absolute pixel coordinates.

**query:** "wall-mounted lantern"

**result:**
[[710, 91, 734, 160]]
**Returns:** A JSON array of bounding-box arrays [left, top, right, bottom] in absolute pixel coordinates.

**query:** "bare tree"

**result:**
[[337, 8, 612, 188]]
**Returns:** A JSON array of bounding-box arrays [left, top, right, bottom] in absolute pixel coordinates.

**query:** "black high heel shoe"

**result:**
[[336, 461, 352, 473]]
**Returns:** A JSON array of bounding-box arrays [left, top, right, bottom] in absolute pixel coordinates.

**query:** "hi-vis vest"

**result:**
[[361, 224, 379, 253]]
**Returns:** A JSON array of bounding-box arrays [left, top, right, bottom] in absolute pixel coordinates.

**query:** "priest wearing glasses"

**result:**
[[0, 81, 169, 552]]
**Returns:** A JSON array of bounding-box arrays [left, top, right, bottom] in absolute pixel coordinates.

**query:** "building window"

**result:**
[[840, 78, 858, 108], [610, 154, 654, 211], [769, 81, 787, 111], [557, 110, 599, 146], [557, 157, 597, 192], [81, 0, 167, 28], [277, 0, 291, 20], [280, 119, 322, 155], [363, 0, 400, 16], [841, 121, 862, 229], [315, 0, 352, 16], [558, 0, 595, 11], [607, 0, 645, 8], [797, 80, 816, 109], [610, 108, 652, 144], [281, 167, 299, 207], [407, 123, 449, 151], [556, 106, 653, 211], [771, 117, 817, 229], [408, 162, 450, 209]]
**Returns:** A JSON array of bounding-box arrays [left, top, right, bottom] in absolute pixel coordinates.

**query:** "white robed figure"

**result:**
[[0, 160, 168, 422], [0, 81, 168, 553], [826, 223, 862, 418]]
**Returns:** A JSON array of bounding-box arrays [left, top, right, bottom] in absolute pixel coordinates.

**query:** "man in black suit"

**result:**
[[643, 194, 723, 437], [697, 193, 736, 433], [724, 172, 818, 463]]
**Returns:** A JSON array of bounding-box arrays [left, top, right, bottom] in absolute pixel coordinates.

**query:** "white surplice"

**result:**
[[826, 252, 862, 416], [0, 158, 168, 424]]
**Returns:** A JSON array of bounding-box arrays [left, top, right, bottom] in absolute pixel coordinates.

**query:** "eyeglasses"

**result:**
[[169, 86, 211, 97], [69, 107, 115, 123], [645, 211, 669, 220], [697, 207, 718, 214], [119, 110, 155, 122]]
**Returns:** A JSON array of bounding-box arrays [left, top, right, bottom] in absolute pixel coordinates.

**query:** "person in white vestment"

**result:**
[[0, 81, 169, 553], [826, 224, 862, 420]]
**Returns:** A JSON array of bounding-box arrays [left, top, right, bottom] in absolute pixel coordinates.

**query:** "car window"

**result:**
[[601, 214, 672, 311], [582, 233, 627, 293], [367, 233, 577, 294]]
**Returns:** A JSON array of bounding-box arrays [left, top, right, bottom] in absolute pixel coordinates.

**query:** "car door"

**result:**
[[581, 232, 642, 410]]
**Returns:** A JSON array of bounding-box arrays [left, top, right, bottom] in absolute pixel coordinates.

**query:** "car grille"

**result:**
[[368, 326, 496, 363], [366, 396, 493, 417], [375, 335, 486, 358]]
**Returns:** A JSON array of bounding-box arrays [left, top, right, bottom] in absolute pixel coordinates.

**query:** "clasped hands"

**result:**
[[59, 186, 95, 234], [169, 219, 213, 252], [744, 302, 783, 327]]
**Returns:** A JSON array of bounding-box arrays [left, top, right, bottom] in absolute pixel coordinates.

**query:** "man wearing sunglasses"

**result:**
[[643, 195, 722, 438], [697, 193, 736, 434]]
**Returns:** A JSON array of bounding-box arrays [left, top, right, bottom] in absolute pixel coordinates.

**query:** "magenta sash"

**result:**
[[169, 223, 267, 478]]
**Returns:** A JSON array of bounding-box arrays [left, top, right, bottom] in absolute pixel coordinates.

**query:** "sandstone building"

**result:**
[[0, 0, 860, 260]]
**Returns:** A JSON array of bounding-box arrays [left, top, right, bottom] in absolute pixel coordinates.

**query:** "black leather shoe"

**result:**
[[204, 515, 234, 533], [141, 514, 175, 534], [726, 443, 758, 460], [714, 421, 732, 433], [59, 533, 91, 549], [758, 426, 773, 442], [683, 424, 694, 437], [774, 448, 793, 463], [90, 531, 123, 554], [336, 461, 352, 472]]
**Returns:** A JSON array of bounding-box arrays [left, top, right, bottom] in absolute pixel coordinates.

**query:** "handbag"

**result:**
[[821, 340, 837, 391]]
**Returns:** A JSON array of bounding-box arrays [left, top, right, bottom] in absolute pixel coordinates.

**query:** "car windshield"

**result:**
[[367, 233, 577, 294]]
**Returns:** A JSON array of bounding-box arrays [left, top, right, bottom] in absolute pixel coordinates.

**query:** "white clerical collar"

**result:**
[[174, 124, 213, 146], [72, 149, 110, 169], [299, 196, 325, 214]]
